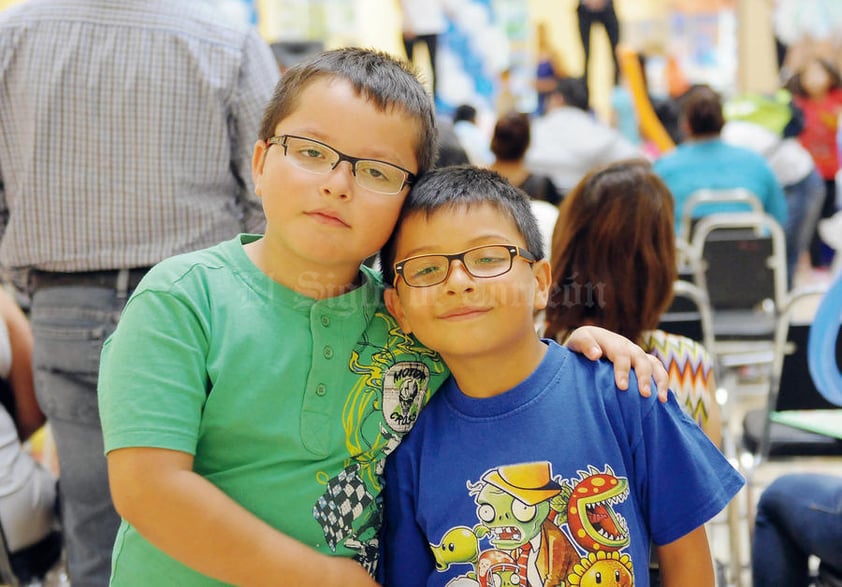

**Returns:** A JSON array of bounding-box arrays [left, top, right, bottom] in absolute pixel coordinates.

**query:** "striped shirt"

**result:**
[[0, 0, 280, 272]]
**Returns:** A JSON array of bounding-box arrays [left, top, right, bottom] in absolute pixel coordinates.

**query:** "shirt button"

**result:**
[[320, 315, 330, 327], [316, 384, 326, 396], [323, 346, 334, 359]]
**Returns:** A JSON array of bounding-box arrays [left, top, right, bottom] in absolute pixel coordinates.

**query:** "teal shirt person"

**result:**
[[653, 138, 788, 233]]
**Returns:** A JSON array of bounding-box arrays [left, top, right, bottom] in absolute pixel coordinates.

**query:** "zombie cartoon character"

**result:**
[[471, 462, 580, 586]]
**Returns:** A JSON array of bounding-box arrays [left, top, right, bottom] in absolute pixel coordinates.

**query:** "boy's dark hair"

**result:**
[[259, 47, 438, 177], [453, 104, 477, 124], [490, 112, 531, 161], [680, 84, 724, 137], [380, 165, 545, 285], [553, 77, 589, 111]]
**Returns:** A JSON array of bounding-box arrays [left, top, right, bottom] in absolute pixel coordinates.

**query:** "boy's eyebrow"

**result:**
[[398, 234, 522, 259]]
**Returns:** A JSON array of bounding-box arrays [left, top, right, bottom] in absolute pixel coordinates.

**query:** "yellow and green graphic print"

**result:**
[[312, 310, 447, 573]]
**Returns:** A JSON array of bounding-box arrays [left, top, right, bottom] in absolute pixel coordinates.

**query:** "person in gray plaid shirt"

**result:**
[[0, 1, 279, 583]]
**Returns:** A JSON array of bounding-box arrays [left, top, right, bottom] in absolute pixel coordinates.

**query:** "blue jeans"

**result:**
[[752, 473, 842, 587], [30, 286, 125, 586], [784, 169, 825, 288]]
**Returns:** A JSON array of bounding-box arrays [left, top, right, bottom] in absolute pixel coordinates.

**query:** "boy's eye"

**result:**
[[359, 166, 387, 182], [297, 146, 327, 160], [358, 163, 398, 184], [474, 255, 506, 265], [411, 263, 444, 279]]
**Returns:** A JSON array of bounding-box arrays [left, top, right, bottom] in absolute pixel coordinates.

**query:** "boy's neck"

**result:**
[[444, 336, 548, 399], [244, 238, 362, 300]]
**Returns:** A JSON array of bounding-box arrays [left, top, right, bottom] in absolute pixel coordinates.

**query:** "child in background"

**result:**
[[787, 56, 842, 268], [98, 48, 668, 586], [380, 165, 743, 587]]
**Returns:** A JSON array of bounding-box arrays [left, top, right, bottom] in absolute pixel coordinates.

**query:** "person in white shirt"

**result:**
[[526, 77, 640, 193]]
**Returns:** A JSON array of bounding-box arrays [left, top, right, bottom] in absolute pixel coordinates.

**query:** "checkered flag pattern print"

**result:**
[[313, 464, 374, 550]]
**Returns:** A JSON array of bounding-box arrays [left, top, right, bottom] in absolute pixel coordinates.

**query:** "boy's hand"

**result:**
[[563, 326, 669, 402]]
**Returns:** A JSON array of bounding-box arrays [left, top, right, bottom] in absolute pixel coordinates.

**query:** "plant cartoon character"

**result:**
[[566, 466, 630, 553], [567, 551, 634, 586], [432, 526, 481, 571]]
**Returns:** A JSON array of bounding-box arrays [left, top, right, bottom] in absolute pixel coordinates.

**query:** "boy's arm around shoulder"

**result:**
[[563, 325, 670, 401], [108, 447, 377, 586]]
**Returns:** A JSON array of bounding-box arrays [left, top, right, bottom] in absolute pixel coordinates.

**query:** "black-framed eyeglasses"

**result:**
[[394, 244, 537, 288], [266, 134, 416, 195]]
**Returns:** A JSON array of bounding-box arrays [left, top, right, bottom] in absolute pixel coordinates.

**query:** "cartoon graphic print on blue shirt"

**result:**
[[432, 461, 635, 587], [311, 310, 448, 573]]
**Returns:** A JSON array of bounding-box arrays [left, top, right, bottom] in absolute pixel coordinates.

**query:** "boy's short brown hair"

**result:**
[[258, 47, 438, 177]]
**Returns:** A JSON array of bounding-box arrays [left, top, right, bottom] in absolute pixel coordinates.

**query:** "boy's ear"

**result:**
[[251, 139, 268, 198], [384, 287, 413, 334], [532, 258, 552, 312]]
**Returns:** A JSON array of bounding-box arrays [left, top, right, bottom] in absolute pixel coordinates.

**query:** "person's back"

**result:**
[[379, 165, 743, 586], [489, 111, 563, 206], [0, 1, 279, 583], [652, 85, 787, 233], [654, 140, 787, 233], [527, 77, 640, 193], [545, 159, 722, 445], [0, 0, 277, 271]]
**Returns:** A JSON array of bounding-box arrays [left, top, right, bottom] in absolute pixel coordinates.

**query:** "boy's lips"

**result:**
[[439, 306, 492, 320], [306, 208, 349, 228]]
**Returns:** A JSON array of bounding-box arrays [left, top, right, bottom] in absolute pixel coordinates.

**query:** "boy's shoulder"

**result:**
[[135, 235, 250, 294]]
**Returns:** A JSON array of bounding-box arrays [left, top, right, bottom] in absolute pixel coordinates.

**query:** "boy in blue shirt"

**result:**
[[98, 49, 669, 586], [381, 165, 744, 587]]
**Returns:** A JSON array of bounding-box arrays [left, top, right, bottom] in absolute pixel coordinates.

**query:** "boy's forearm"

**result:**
[[655, 526, 715, 587], [108, 449, 377, 586]]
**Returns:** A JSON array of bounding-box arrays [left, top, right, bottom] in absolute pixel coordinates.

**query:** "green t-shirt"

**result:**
[[98, 234, 449, 585]]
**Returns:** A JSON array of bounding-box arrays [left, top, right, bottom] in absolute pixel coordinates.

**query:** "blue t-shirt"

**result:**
[[382, 340, 743, 587]]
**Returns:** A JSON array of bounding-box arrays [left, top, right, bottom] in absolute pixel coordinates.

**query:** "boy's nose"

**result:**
[[444, 260, 476, 292], [322, 160, 355, 198]]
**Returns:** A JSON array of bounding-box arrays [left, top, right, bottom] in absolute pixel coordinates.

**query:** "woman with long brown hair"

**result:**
[[545, 159, 721, 445]]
